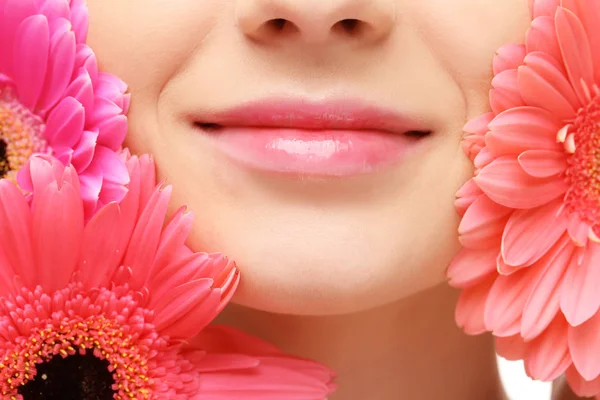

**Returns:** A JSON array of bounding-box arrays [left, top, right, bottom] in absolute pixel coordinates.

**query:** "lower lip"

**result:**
[[202, 127, 420, 177]]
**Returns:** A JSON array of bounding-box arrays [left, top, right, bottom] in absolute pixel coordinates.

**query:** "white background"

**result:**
[[499, 357, 552, 400]]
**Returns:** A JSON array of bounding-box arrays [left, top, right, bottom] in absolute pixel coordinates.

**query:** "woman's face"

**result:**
[[86, 0, 530, 315]]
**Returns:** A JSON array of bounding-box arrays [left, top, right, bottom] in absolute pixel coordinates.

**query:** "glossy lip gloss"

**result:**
[[194, 98, 430, 177]]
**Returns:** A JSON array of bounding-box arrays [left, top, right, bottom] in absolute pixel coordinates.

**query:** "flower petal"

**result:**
[[531, 0, 560, 19], [458, 194, 511, 249], [521, 237, 573, 340], [518, 150, 567, 178], [555, 7, 595, 104], [455, 277, 495, 335], [493, 44, 526, 75], [32, 178, 84, 293], [447, 247, 498, 289], [486, 107, 562, 156], [566, 365, 600, 398], [77, 202, 122, 290], [560, 244, 600, 326], [523, 315, 571, 381], [569, 310, 600, 381], [526, 16, 562, 62], [490, 69, 525, 114], [0, 180, 33, 288], [519, 52, 580, 119], [502, 199, 568, 267], [475, 157, 568, 209], [13, 15, 50, 109], [44, 96, 84, 148]]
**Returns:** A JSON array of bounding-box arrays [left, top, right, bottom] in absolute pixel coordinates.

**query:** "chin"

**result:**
[[194, 234, 457, 316]]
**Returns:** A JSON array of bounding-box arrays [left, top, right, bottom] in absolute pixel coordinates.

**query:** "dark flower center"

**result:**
[[0, 138, 7, 178], [18, 350, 115, 400]]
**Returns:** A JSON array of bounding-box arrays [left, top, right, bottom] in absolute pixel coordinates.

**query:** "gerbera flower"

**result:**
[[0, 154, 336, 399], [0, 0, 130, 218], [447, 0, 600, 397]]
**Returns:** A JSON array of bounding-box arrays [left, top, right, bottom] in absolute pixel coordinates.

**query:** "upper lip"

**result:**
[[192, 98, 430, 135]]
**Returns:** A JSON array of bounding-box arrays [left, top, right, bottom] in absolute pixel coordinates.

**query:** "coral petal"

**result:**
[[561, 245, 600, 326], [524, 316, 571, 381], [518, 150, 567, 178], [566, 365, 600, 398], [521, 238, 573, 340], [455, 277, 494, 335], [502, 200, 568, 267], [569, 311, 600, 381], [475, 157, 568, 209], [447, 248, 498, 289]]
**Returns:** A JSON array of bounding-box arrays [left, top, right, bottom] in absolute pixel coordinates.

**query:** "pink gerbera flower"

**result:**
[[448, 0, 600, 397], [0, 155, 335, 399], [0, 0, 130, 218]]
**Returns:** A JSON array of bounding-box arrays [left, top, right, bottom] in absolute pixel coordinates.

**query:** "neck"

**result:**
[[216, 283, 506, 400]]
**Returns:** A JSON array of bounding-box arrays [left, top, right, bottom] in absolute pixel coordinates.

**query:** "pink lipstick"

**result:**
[[193, 99, 430, 177]]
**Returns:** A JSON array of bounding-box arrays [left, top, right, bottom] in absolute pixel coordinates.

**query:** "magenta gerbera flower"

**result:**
[[448, 0, 600, 397], [0, 0, 130, 218], [0, 154, 336, 399]]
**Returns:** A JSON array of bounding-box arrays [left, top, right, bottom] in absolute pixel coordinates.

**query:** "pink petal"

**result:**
[[95, 115, 127, 151], [86, 96, 122, 127], [65, 68, 94, 111], [36, 0, 70, 21], [98, 180, 128, 206], [68, 0, 88, 43], [153, 278, 221, 340], [13, 15, 50, 110], [502, 199, 568, 267], [0, 180, 34, 285], [0, 0, 36, 76], [475, 157, 568, 209], [150, 207, 194, 274], [455, 277, 494, 335], [71, 129, 98, 171], [73, 44, 98, 82], [447, 247, 498, 289], [521, 237, 573, 340], [524, 315, 571, 381], [566, 365, 600, 398], [37, 19, 76, 112], [526, 16, 562, 62], [94, 145, 129, 185], [32, 179, 84, 293], [462, 113, 493, 161], [124, 185, 172, 290], [486, 107, 562, 156], [493, 44, 526, 75], [44, 96, 84, 148], [555, 7, 595, 104], [569, 310, 600, 381], [473, 147, 494, 170], [519, 52, 580, 119], [458, 194, 511, 249], [77, 202, 122, 290], [561, 244, 600, 326], [518, 149, 567, 178]]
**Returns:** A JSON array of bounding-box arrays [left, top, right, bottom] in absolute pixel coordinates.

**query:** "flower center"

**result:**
[[563, 92, 600, 233], [17, 350, 115, 400], [0, 84, 48, 182], [1, 315, 152, 400]]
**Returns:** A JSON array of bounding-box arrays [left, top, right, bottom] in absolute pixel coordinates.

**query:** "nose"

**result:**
[[235, 0, 396, 45]]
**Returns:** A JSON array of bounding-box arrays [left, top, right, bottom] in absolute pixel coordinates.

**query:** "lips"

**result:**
[[191, 98, 431, 177]]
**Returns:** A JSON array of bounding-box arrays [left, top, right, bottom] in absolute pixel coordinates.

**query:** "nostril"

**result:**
[[332, 19, 365, 37], [268, 18, 287, 31]]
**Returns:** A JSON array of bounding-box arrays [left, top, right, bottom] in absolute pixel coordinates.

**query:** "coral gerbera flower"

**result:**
[[0, 0, 130, 218], [447, 0, 600, 397], [0, 154, 335, 399]]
